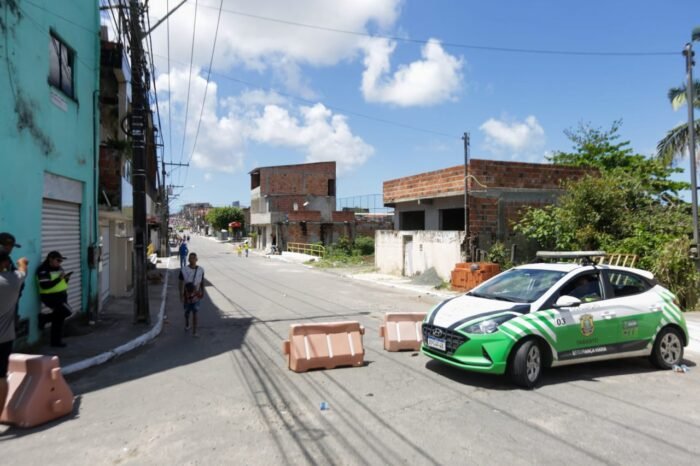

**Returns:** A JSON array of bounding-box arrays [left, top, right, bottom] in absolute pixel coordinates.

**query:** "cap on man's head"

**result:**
[[47, 251, 67, 260], [0, 232, 21, 248]]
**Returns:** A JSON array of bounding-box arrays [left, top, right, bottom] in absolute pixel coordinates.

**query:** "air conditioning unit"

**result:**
[[115, 221, 128, 238]]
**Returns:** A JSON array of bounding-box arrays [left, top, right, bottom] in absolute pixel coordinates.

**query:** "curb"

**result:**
[[342, 273, 459, 300], [61, 257, 171, 375]]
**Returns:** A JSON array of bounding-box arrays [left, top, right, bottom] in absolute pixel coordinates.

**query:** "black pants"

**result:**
[[40, 295, 71, 345]]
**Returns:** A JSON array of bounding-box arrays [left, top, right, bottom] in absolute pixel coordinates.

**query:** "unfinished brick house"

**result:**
[[378, 159, 591, 279], [249, 162, 356, 251]]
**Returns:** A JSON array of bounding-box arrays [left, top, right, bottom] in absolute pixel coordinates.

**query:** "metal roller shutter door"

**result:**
[[42, 199, 82, 312]]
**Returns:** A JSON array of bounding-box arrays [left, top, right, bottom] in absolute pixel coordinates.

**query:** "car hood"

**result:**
[[427, 294, 530, 330]]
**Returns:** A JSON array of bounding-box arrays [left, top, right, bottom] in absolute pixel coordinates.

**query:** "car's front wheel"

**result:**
[[650, 326, 684, 369], [508, 339, 542, 388]]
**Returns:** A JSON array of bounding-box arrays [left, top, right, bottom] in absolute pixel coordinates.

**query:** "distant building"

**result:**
[[378, 159, 592, 279], [249, 162, 355, 251]]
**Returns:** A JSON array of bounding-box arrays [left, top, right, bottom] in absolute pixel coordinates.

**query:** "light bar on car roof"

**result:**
[[535, 251, 606, 260]]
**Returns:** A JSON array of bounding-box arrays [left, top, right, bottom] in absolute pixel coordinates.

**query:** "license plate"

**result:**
[[427, 336, 446, 351]]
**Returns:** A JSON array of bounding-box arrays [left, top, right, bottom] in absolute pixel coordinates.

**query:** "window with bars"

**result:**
[[48, 33, 74, 99]]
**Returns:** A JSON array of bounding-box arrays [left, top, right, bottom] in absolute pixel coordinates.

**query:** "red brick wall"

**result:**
[[331, 211, 355, 222], [287, 211, 322, 222], [260, 162, 335, 196], [384, 159, 592, 204], [384, 165, 463, 204], [468, 159, 589, 190]]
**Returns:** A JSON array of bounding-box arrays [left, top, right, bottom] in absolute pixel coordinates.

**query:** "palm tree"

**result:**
[[656, 80, 700, 166]]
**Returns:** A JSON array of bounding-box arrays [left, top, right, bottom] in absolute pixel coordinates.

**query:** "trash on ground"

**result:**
[[673, 364, 689, 373], [319, 401, 330, 411]]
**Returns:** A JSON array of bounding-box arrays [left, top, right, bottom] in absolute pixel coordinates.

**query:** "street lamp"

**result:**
[[685, 27, 700, 261]]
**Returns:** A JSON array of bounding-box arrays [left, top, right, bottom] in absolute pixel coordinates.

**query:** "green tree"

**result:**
[[549, 120, 686, 200], [656, 80, 700, 166], [205, 206, 244, 231], [516, 121, 696, 307]]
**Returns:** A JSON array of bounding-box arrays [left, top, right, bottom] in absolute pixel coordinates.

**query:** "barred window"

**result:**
[[49, 34, 74, 98]]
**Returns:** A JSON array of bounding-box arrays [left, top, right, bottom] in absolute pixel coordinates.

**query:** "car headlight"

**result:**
[[463, 314, 515, 334]]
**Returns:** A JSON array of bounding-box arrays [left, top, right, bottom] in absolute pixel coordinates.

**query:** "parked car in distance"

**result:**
[[422, 251, 688, 388]]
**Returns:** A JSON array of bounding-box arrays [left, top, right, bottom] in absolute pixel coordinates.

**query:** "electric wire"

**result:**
[[167, 0, 173, 178], [146, 6, 166, 192], [181, 0, 224, 189], [177, 0, 199, 186], [153, 53, 457, 140], [194, 2, 678, 58]]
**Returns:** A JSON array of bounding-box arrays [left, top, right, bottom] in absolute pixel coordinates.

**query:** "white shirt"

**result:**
[[180, 265, 204, 288]]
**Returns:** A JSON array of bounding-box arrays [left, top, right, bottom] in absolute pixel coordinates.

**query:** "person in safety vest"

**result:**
[[36, 251, 73, 347]]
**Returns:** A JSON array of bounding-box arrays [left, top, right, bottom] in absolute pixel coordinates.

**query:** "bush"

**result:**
[[354, 236, 375, 255], [651, 237, 700, 311], [486, 242, 513, 270]]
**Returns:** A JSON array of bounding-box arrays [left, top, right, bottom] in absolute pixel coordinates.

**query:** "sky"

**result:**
[[101, 0, 700, 211]]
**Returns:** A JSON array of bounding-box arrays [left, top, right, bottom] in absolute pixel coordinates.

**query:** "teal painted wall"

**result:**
[[0, 0, 100, 343]]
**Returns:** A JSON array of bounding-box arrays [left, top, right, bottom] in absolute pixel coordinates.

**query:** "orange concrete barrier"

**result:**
[[282, 321, 365, 373], [1, 354, 74, 428], [379, 312, 426, 351]]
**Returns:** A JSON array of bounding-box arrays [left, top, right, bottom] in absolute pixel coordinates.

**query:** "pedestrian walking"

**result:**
[[0, 232, 24, 327], [36, 251, 73, 347], [244, 241, 249, 258], [236, 244, 242, 257], [178, 240, 189, 269], [0, 250, 27, 410], [180, 252, 205, 337]]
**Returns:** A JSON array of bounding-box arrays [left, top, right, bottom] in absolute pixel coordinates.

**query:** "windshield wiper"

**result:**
[[491, 295, 522, 303], [467, 291, 492, 299]]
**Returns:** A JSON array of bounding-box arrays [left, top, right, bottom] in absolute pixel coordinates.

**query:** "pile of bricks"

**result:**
[[450, 262, 501, 291]]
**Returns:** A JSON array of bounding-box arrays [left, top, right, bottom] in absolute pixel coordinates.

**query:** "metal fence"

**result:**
[[336, 194, 394, 214], [287, 242, 326, 258]]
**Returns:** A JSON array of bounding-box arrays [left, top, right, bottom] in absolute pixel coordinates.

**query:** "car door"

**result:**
[[595, 270, 661, 352], [544, 272, 618, 360]]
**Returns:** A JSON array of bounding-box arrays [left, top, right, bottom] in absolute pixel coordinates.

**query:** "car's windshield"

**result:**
[[468, 268, 565, 303]]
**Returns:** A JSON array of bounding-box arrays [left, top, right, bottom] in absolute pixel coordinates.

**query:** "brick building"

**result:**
[[378, 159, 591, 279], [249, 162, 363, 251]]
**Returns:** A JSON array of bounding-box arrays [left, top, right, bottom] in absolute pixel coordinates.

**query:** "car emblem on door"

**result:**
[[432, 328, 444, 338], [580, 314, 595, 337]]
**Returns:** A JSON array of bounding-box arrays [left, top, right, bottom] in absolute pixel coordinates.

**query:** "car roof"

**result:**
[[513, 262, 655, 280]]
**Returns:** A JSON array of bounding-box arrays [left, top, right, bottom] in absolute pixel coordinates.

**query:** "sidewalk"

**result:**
[[29, 256, 176, 375]]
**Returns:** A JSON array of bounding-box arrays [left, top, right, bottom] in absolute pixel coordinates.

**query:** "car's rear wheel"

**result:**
[[508, 339, 542, 388], [650, 326, 684, 369]]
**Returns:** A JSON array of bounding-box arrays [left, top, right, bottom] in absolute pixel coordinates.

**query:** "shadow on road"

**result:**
[[425, 353, 697, 389], [60, 271, 254, 398]]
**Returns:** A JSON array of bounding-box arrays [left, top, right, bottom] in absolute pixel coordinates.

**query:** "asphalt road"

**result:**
[[3, 236, 700, 465]]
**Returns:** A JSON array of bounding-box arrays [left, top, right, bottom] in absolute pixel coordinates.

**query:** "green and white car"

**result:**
[[422, 252, 689, 388]]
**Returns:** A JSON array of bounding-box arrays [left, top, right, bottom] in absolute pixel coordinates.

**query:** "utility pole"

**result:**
[[161, 163, 188, 256], [462, 132, 471, 261], [685, 42, 700, 265], [129, 0, 149, 323]]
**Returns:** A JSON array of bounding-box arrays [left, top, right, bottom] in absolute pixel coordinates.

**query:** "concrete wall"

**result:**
[[0, 1, 100, 343], [375, 230, 464, 281], [393, 196, 465, 230]]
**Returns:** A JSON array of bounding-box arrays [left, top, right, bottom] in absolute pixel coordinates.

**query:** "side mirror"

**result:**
[[554, 295, 582, 308]]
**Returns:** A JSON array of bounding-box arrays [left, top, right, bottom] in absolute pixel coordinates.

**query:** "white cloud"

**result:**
[[251, 103, 374, 173], [479, 115, 546, 157], [203, 173, 213, 181], [149, 0, 402, 94], [157, 69, 373, 174], [361, 38, 464, 106]]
